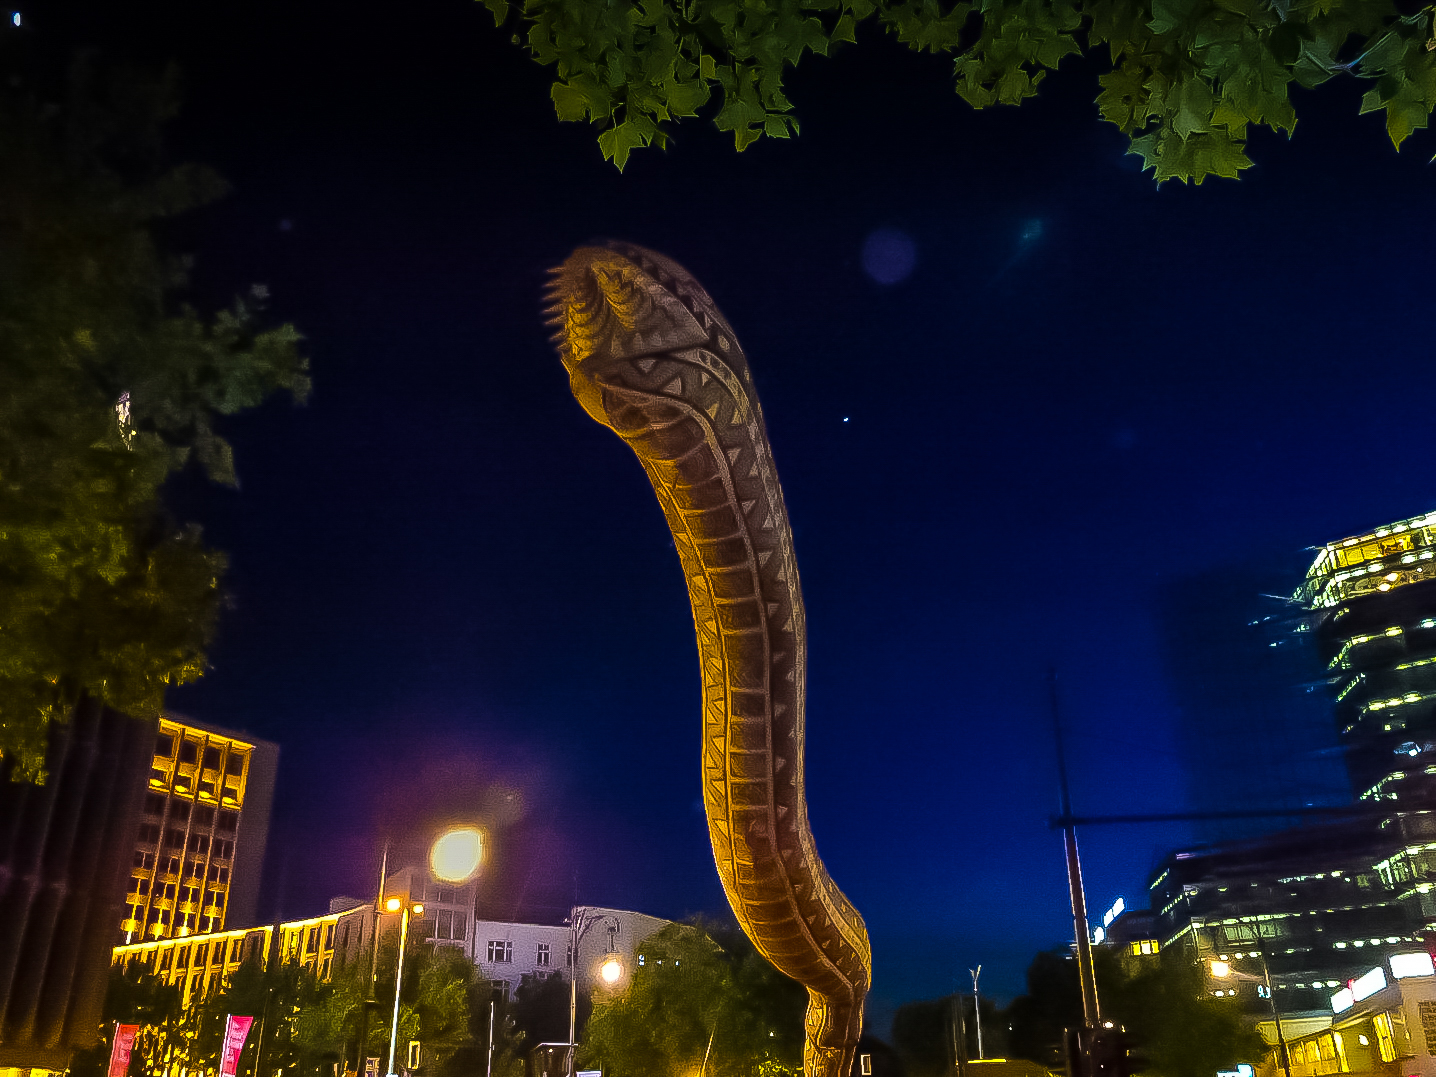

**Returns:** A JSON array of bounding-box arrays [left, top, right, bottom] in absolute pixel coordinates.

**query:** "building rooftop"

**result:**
[[1297, 510, 1436, 610]]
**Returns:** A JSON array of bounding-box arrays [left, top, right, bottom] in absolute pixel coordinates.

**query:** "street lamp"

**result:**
[[598, 954, 624, 985], [970, 966, 984, 1060], [367, 826, 482, 1077], [1209, 949, 1291, 1077], [386, 896, 424, 1077], [430, 826, 483, 884], [566, 908, 622, 1077]]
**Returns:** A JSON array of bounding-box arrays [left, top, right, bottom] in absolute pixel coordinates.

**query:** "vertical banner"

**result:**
[[108, 1023, 140, 1077], [219, 1014, 255, 1077]]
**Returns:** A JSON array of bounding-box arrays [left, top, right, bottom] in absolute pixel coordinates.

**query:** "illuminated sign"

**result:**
[[1092, 927, 1105, 944], [1390, 952, 1435, 979], [1102, 897, 1125, 928], [1331, 988, 1355, 1013], [1352, 967, 1387, 1002]]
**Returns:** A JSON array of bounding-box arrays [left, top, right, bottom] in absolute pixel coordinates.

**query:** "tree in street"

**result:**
[[1001, 945, 1265, 1077], [508, 970, 590, 1054], [0, 49, 309, 781], [69, 963, 184, 1077], [481, 0, 1436, 183], [578, 918, 808, 1077], [892, 994, 1001, 1077], [323, 934, 478, 1077]]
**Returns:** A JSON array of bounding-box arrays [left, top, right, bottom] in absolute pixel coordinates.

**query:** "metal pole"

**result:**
[[253, 996, 268, 1077], [1051, 672, 1100, 1026], [486, 997, 495, 1077], [372, 843, 389, 992], [568, 912, 581, 1077], [1256, 933, 1292, 1077], [954, 993, 969, 1077], [699, 1022, 718, 1077], [386, 906, 410, 1077], [354, 843, 388, 1077], [970, 967, 984, 1060]]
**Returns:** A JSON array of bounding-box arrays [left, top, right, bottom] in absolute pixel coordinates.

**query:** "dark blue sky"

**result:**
[[42, 0, 1436, 1028]]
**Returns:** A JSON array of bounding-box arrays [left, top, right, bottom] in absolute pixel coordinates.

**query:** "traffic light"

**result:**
[[1097, 1025, 1147, 1077], [1066, 1024, 1146, 1077]]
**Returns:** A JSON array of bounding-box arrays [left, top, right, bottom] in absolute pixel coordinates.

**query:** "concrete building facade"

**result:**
[[473, 905, 669, 999]]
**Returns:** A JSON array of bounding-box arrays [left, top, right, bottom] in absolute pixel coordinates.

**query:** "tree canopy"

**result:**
[[80, 939, 482, 1077], [1003, 946, 1265, 1077], [578, 919, 808, 1077], [0, 55, 308, 780], [480, 0, 1436, 183]]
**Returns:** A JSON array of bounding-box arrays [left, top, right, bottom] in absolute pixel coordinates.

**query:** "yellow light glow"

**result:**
[[385, 897, 402, 912], [599, 956, 623, 984], [430, 826, 484, 883], [1210, 960, 1231, 978], [412, 903, 424, 915]]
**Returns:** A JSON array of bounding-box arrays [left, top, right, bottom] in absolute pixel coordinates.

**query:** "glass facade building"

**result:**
[[1134, 510, 1436, 1023], [1298, 510, 1436, 805]]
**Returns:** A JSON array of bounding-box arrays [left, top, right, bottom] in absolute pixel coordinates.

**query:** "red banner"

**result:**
[[108, 1023, 139, 1077], [219, 1014, 255, 1077]]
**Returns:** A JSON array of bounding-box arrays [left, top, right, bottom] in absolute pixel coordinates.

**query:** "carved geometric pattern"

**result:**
[[547, 243, 872, 1077]]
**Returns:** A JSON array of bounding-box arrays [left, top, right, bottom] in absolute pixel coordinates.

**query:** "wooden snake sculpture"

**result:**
[[547, 242, 871, 1077]]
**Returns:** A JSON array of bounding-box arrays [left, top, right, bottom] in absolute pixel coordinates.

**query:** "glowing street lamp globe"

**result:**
[[599, 955, 623, 984], [430, 826, 484, 884]]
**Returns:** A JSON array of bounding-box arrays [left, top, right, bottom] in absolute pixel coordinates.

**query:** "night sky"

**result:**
[[37, 0, 1436, 1031]]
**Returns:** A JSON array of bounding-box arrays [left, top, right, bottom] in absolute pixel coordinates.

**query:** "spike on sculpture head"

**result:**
[[546, 243, 724, 425]]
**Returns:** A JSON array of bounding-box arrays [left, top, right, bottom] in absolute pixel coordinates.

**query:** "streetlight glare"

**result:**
[[385, 897, 402, 913], [599, 956, 623, 984], [1210, 960, 1231, 978], [430, 826, 484, 883]]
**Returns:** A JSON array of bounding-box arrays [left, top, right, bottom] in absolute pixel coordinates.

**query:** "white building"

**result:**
[[474, 905, 670, 998], [343, 863, 672, 999]]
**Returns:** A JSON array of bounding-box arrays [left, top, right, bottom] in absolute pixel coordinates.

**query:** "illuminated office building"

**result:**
[[112, 900, 372, 1009], [1112, 510, 1436, 1026], [119, 716, 278, 944], [1297, 509, 1436, 805]]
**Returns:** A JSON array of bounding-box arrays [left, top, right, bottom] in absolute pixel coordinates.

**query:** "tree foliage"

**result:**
[[72, 940, 481, 1077], [480, 0, 1436, 182], [508, 970, 591, 1050], [0, 53, 309, 781], [1003, 946, 1265, 1077], [70, 963, 185, 1077], [578, 918, 807, 1077], [892, 994, 999, 1077]]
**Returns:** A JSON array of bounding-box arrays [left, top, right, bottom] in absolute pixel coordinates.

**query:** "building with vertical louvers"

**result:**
[[0, 698, 151, 1070], [118, 716, 277, 945]]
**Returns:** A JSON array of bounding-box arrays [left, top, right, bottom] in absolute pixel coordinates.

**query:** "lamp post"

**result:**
[[1209, 940, 1291, 1077], [385, 896, 424, 1077], [429, 827, 486, 1074], [970, 966, 984, 1060], [566, 908, 622, 1077], [352, 842, 390, 1077], [369, 827, 483, 1077]]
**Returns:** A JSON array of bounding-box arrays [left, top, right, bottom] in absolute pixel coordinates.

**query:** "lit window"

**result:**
[[487, 940, 513, 963], [1373, 1012, 1397, 1062]]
